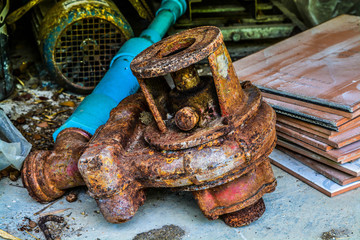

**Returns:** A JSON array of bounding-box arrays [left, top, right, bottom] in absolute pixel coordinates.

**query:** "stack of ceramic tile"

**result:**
[[233, 14, 360, 197]]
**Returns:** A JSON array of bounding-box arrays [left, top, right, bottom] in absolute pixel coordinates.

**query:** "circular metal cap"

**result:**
[[131, 26, 223, 78]]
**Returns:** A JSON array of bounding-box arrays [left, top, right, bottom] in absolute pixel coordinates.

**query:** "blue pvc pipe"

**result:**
[[53, 0, 187, 140]]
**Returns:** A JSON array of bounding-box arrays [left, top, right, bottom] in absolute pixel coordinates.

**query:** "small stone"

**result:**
[[37, 122, 49, 128], [29, 220, 37, 228], [15, 116, 26, 124], [66, 192, 78, 203], [33, 134, 42, 140], [30, 84, 38, 89], [0, 168, 10, 177], [38, 96, 49, 101], [139, 111, 153, 125], [9, 171, 20, 181]]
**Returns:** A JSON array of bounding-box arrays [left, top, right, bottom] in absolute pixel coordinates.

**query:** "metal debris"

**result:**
[[38, 215, 66, 240]]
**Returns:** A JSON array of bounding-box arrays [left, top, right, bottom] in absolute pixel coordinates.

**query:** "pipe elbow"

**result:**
[[22, 128, 90, 202]]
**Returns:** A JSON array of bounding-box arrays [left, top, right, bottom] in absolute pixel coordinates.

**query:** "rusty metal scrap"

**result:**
[[22, 26, 277, 227], [38, 215, 66, 240]]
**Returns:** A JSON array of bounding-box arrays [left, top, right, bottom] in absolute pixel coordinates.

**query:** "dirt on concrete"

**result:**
[[132, 224, 185, 240], [321, 228, 352, 240]]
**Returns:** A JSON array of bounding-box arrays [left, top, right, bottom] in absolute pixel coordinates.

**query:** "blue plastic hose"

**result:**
[[53, 0, 187, 140]]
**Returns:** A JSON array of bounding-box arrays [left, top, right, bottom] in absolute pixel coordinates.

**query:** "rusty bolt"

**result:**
[[175, 107, 199, 131]]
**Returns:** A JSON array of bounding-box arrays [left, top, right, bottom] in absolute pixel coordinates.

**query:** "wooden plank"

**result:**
[[276, 129, 333, 151], [277, 117, 332, 139], [234, 15, 360, 112], [262, 92, 360, 119], [329, 125, 360, 148], [276, 122, 335, 147], [277, 122, 360, 149], [270, 149, 360, 197], [277, 114, 360, 137], [278, 134, 360, 163], [276, 146, 360, 185], [277, 139, 360, 176], [264, 97, 349, 130]]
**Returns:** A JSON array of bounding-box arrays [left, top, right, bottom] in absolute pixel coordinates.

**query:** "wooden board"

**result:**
[[262, 92, 360, 119], [276, 129, 333, 151], [270, 149, 360, 197], [277, 139, 360, 176], [276, 146, 360, 185], [278, 134, 360, 163], [264, 97, 349, 131], [234, 15, 360, 113], [277, 114, 360, 137], [277, 118, 334, 139], [277, 122, 360, 149]]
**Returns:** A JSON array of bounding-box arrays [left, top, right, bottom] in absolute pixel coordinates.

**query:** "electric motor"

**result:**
[[32, 0, 134, 93]]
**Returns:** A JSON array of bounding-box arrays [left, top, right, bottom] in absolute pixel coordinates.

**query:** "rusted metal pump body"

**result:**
[[22, 26, 277, 227], [79, 26, 277, 226]]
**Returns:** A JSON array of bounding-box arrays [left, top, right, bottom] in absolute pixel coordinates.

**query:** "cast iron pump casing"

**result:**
[[79, 26, 277, 226], [22, 26, 277, 227]]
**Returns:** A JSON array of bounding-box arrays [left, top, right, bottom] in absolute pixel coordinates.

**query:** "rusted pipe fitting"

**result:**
[[22, 128, 90, 202]]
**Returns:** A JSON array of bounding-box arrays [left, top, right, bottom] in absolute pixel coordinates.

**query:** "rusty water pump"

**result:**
[[22, 26, 277, 227]]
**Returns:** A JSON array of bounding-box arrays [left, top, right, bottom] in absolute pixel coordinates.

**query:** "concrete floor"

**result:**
[[1, 158, 359, 240]]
